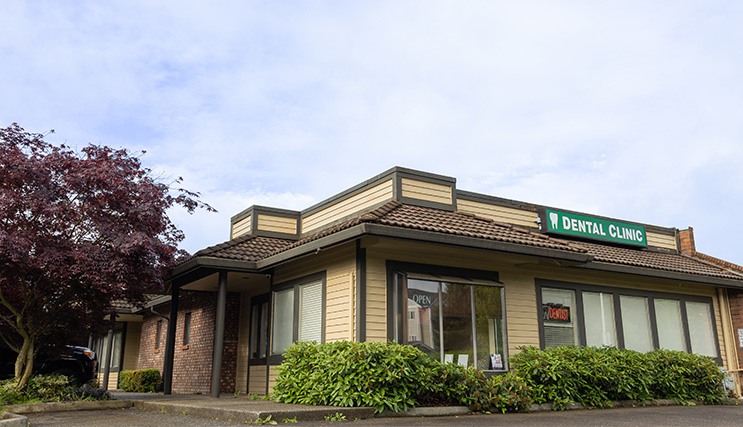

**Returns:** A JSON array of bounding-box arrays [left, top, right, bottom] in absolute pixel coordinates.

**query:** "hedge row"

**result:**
[[271, 341, 529, 413], [272, 342, 726, 413], [118, 368, 162, 393], [511, 346, 726, 409]]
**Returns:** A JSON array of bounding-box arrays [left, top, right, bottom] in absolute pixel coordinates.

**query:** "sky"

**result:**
[[1, 1, 742, 265]]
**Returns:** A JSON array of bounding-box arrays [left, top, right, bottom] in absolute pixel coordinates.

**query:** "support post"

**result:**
[[101, 311, 115, 390], [162, 285, 179, 395], [211, 271, 228, 398]]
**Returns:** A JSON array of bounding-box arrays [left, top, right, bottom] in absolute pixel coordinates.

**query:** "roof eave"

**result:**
[[577, 261, 743, 288], [168, 256, 259, 282]]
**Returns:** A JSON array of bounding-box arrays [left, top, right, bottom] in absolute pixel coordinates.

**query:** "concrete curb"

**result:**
[[5, 400, 133, 414], [380, 406, 471, 417], [0, 411, 28, 427], [132, 400, 375, 423]]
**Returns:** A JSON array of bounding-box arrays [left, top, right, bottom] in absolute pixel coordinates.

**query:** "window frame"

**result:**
[[268, 272, 326, 364], [386, 261, 508, 372], [182, 312, 192, 347], [536, 279, 721, 363]]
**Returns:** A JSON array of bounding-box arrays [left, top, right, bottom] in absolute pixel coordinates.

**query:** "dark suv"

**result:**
[[0, 344, 98, 385]]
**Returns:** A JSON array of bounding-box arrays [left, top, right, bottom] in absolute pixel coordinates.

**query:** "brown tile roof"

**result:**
[[270, 201, 586, 255], [574, 241, 743, 281], [194, 234, 293, 262], [191, 200, 743, 284]]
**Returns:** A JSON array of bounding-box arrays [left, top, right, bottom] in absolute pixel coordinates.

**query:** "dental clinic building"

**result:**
[[132, 167, 743, 396]]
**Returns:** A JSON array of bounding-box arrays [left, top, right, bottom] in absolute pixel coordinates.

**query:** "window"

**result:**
[[392, 270, 507, 371], [271, 275, 325, 356], [155, 320, 163, 350], [183, 312, 192, 346], [249, 297, 269, 360], [654, 299, 685, 351], [686, 301, 717, 357], [537, 280, 720, 361], [98, 329, 123, 370], [542, 288, 578, 347], [583, 292, 616, 347], [620, 295, 653, 352]]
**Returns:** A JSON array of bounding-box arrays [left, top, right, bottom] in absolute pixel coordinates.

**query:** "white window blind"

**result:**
[[620, 295, 653, 352], [686, 301, 717, 357], [583, 292, 617, 347], [654, 299, 686, 351], [272, 288, 294, 354], [542, 288, 578, 347], [298, 280, 323, 342]]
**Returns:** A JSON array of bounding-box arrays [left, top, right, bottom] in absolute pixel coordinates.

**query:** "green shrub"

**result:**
[[272, 341, 437, 413], [645, 350, 725, 404], [0, 379, 29, 405], [272, 341, 532, 414], [511, 346, 725, 410], [119, 368, 162, 393], [488, 372, 532, 413], [26, 374, 76, 401]]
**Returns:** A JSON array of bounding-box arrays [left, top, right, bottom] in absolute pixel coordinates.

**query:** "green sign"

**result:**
[[540, 209, 647, 247]]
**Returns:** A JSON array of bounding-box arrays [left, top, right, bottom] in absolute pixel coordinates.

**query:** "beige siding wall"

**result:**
[[366, 252, 388, 342], [457, 199, 538, 229], [647, 231, 678, 250], [122, 323, 141, 371], [363, 238, 729, 368], [401, 177, 452, 206], [231, 214, 252, 239], [273, 242, 357, 343], [99, 372, 119, 388], [248, 365, 268, 395], [268, 365, 278, 393], [302, 179, 394, 233], [257, 214, 297, 235]]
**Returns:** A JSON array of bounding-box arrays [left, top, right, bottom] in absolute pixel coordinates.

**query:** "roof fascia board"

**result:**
[[576, 262, 743, 288], [168, 256, 258, 281], [256, 224, 367, 269]]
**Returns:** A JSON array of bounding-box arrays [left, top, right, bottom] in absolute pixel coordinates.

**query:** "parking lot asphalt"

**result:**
[[23, 403, 743, 426]]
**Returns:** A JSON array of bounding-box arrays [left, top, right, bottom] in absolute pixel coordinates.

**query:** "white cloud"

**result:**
[[2, 0, 742, 264]]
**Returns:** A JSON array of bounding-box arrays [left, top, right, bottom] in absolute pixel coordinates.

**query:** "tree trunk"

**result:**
[[14, 336, 34, 390]]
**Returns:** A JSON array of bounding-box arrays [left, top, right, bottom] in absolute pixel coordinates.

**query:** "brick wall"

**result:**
[[136, 291, 241, 394], [729, 290, 743, 370]]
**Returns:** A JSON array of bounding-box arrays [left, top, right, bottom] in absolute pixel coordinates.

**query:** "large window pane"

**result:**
[[407, 279, 440, 359], [542, 288, 578, 347], [654, 299, 686, 351], [250, 301, 268, 359], [298, 281, 323, 342], [475, 286, 506, 370], [271, 288, 294, 355], [686, 301, 718, 357], [441, 283, 473, 367], [583, 292, 617, 347], [620, 295, 653, 352]]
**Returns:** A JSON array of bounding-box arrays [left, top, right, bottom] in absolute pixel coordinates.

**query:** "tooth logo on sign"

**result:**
[[549, 212, 559, 230]]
